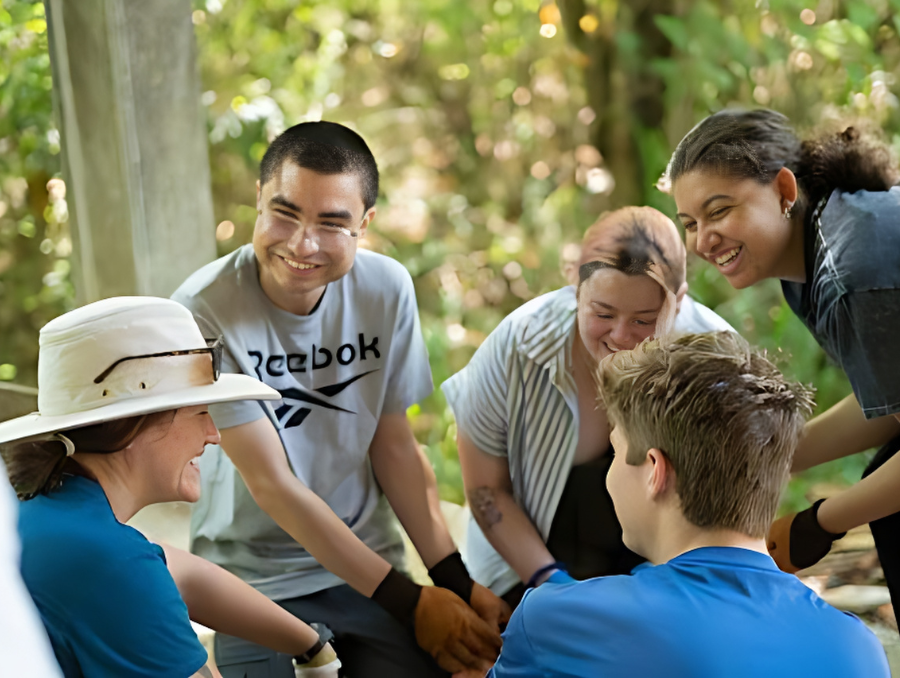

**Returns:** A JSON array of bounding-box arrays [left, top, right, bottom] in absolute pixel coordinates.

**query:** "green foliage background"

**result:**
[[3, 0, 900, 510]]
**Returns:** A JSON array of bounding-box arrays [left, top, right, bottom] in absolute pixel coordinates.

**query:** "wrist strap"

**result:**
[[810, 499, 847, 540], [526, 562, 567, 589], [427, 551, 474, 603], [292, 622, 333, 665], [371, 567, 422, 625]]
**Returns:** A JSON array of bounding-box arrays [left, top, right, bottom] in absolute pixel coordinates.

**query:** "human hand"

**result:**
[[469, 582, 511, 632], [767, 499, 845, 573], [415, 586, 502, 674]]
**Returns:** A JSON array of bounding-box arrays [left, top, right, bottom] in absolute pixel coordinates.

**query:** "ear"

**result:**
[[359, 206, 376, 238], [256, 180, 262, 212], [773, 167, 798, 209], [646, 448, 672, 500]]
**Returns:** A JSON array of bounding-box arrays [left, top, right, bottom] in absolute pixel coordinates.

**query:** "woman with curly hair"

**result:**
[[666, 108, 900, 608]]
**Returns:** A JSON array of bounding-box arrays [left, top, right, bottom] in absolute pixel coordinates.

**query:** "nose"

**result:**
[[287, 222, 320, 256], [608, 319, 633, 349], [693, 222, 721, 256], [205, 416, 222, 446]]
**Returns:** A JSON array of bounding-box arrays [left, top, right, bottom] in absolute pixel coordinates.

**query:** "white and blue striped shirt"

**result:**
[[442, 286, 733, 594]]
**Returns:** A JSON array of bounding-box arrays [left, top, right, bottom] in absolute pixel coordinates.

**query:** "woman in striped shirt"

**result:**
[[443, 206, 732, 607]]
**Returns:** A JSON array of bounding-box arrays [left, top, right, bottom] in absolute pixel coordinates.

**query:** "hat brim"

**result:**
[[0, 374, 281, 444]]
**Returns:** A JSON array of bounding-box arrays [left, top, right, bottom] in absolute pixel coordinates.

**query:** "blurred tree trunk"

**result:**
[[558, 0, 674, 208], [45, 0, 217, 302]]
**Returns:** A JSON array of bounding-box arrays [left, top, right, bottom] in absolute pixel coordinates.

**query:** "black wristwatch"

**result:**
[[292, 622, 334, 665]]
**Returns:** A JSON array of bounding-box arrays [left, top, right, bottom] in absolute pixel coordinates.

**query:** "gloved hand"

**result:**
[[372, 567, 502, 674], [767, 499, 846, 573], [429, 551, 511, 632], [414, 585, 502, 674], [470, 582, 511, 632]]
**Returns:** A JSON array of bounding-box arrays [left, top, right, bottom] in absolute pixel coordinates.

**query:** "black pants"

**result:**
[[502, 451, 644, 610], [215, 584, 449, 678], [863, 432, 900, 627]]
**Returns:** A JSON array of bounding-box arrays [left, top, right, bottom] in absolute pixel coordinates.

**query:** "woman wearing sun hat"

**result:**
[[0, 296, 340, 678]]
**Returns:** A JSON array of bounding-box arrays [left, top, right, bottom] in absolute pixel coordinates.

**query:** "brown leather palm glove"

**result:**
[[372, 567, 501, 674], [414, 585, 502, 674], [470, 582, 511, 632], [767, 499, 846, 573], [428, 551, 511, 632]]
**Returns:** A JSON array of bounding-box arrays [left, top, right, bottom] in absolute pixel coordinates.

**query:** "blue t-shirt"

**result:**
[[18, 475, 208, 677], [488, 547, 888, 678], [782, 188, 900, 419]]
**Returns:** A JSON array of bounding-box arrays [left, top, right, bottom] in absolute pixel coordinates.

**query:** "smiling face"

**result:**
[[673, 170, 801, 289], [253, 161, 375, 315], [577, 268, 664, 361], [137, 405, 221, 504]]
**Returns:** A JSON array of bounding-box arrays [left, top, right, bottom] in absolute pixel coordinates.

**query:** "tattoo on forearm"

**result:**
[[470, 487, 503, 528], [196, 667, 214, 678]]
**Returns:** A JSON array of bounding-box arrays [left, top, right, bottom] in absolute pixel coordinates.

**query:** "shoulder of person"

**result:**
[[824, 188, 900, 243], [171, 245, 253, 309], [350, 249, 415, 291], [495, 287, 575, 338]]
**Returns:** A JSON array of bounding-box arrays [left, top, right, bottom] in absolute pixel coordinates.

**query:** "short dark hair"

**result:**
[[597, 332, 814, 538], [260, 122, 379, 211], [665, 108, 897, 211]]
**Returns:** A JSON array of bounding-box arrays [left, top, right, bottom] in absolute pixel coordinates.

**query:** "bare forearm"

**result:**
[[163, 545, 319, 655], [467, 485, 555, 584], [817, 450, 900, 533], [251, 477, 391, 596], [794, 395, 900, 472], [373, 441, 456, 569]]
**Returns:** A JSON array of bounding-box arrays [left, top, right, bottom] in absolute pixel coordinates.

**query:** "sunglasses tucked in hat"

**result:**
[[0, 297, 280, 444]]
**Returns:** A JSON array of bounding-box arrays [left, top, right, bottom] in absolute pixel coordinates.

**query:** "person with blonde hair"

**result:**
[[488, 332, 889, 677], [1, 297, 340, 677], [443, 206, 731, 607]]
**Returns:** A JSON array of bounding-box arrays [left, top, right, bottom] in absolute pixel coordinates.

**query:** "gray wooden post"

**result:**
[[44, 0, 216, 302]]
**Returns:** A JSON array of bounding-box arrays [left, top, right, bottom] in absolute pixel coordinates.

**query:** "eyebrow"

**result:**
[[270, 196, 354, 221], [592, 301, 659, 314], [676, 194, 732, 220]]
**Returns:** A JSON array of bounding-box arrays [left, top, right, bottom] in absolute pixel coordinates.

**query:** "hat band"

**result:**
[[38, 354, 216, 418]]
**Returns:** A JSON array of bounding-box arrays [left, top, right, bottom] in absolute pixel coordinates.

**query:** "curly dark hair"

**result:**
[[665, 108, 898, 215]]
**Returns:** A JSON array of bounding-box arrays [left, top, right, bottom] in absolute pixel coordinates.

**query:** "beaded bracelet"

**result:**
[[526, 561, 567, 589]]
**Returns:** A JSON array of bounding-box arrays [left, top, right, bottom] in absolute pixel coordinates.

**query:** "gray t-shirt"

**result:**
[[172, 245, 433, 599]]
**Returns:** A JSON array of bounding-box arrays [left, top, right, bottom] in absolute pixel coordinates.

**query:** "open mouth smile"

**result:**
[[714, 247, 741, 268]]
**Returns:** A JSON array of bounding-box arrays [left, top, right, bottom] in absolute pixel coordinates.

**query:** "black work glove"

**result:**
[[767, 499, 846, 573]]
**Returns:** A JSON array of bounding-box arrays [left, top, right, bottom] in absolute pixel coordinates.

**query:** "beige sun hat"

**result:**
[[0, 296, 280, 444]]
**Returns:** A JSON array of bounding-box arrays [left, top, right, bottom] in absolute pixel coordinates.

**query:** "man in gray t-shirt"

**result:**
[[172, 122, 507, 678]]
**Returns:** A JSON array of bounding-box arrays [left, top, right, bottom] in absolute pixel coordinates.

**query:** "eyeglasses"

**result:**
[[93, 337, 224, 384]]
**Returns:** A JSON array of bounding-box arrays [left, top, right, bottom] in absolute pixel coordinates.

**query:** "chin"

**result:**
[[179, 486, 202, 503], [588, 343, 611, 362]]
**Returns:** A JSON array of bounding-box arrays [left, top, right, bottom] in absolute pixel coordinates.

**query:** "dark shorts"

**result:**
[[214, 583, 449, 678]]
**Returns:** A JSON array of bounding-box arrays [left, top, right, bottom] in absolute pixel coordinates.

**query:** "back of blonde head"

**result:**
[[597, 332, 814, 538]]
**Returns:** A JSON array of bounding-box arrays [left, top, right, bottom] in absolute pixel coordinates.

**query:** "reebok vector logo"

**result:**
[[248, 334, 382, 429], [272, 370, 379, 428]]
